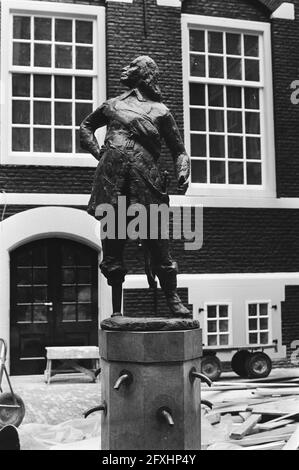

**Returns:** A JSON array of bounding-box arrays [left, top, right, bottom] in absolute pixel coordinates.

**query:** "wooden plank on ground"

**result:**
[[255, 388, 299, 397], [257, 419, 295, 431], [245, 441, 286, 451], [229, 414, 262, 440], [232, 424, 296, 447], [283, 424, 299, 450], [247, 398, 299, 416]]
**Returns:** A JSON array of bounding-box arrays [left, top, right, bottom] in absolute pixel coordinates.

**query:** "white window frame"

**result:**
[[1, 0, 106, 167], [246, 299, 272, 346], [182, 14, 276, 198], [203, 301, 233, 348]]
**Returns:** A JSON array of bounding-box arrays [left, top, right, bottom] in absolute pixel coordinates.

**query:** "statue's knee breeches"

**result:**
[[154, 262, 178, 292], [100, 258, 127, 286]]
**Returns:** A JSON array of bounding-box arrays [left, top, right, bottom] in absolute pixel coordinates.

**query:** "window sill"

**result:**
[[1, 155, 98, 167]]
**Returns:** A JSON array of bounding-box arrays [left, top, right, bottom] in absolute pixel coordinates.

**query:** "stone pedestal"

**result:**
[[99, 317, 202, 450]]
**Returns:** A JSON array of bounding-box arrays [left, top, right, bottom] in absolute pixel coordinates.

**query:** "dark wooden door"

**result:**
[[10, 238, 98, 375]]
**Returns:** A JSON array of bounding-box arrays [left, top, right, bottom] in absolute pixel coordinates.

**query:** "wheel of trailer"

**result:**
[[245, 352, 272, 379], [0, 393, 25, 428], [201, 355, 222, 381], [231, 350, 252, 377]]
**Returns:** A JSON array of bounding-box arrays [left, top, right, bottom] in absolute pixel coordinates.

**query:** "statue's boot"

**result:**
[[111, 282, 123, 317], [164, 290, 191, 318]]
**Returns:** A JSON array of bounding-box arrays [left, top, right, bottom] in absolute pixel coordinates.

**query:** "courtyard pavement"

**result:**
[[4, 374, 100, 425]]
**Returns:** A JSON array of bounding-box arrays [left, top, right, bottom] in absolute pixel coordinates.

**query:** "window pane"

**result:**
[[210, 135, 225, 158], [55, 76, 72, 99], [209, 56, 223, 78], [34, 44, 51, 67], [17, 305, 32, 323], [208, 85, 223, 107], [247, 162, 262, 185], [227, 111, 242, 133], [210, 160, 225, 184], [249, 304, 257, 316], [12, 128, 30, 151], [190, 30, 205, 52], [226, 33, 241, 55], [34, 17, 52, 41], [34, 102, 51, 125], [55, 102, 72, 126], [33, 286, 47, 302], [246, 137, 261, 159], [63, 305, 76, 322], [78, 268, 91, 284], [245, 60, 259, 81], [62, 246, 76, 265], [55, 129, 72, 153], [219, 320, 229, 332], [219, 305, 228, 317], [229, 162, 244, 184], [228, 136, 243, 159], [191, 134, 206, 157], [55, 45, 72, 68], [207, 320, 217, 333], [34, 129, 51, 152], [227, 58, 242, 80], [32, 245, 47, 266], [33, 268, 47, 284], [12, 101, 30, 124], [249, 318, 258, 330], [34, 75, 51, 98], [76, 47, 93, 70], [190, 109, 206, 131], [207, 305, 217, 317], [12, 74, 30, 97], [76, 21, 93, 44], [245, 88, 259, 109], [208, 32, 223, 53], [209, 110, 224, 132], [260, 318, 268, 330], [13, 16, 30, 39], [75, 77, 93, 100], [13, 43, 30, 66], [17, 267, 32, 285], [190, 55, 205, 77], [260, 332, 269, 344], [62, 286, 76, 301], [260, 303, 268, 316], [33, 305, 47, 322], [244, 35, 259, 57], [190, 84, 205, 105], [191, 160, 207, 183], [245, 112, 260, 134], [249, 332, 258, 344], [78, 304, 92, 321], [62, 269, 76, 284], [207, 335, 217, 346], [17, 286, 32, 303], [78, 286, 91, 302], [76, 103, 93, 126], [219, 335, 229, 346], [55, 19, 72, 42], [227, 87, 241, 108]]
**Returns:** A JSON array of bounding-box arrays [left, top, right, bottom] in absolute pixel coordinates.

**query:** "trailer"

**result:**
[[200, 342, 278, 381]]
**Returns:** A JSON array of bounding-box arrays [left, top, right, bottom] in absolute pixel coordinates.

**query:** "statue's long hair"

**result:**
[[134, 56, 162, 102]]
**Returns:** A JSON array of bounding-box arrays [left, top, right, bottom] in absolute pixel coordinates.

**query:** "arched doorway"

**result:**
[[10, 238, 99, 375]]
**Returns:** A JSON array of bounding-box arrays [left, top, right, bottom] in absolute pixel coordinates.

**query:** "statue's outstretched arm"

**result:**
[[80, 105, 108, 161], [160, 112, 190, 194]]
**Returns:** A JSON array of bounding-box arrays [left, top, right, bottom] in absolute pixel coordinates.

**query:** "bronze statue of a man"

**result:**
[[80, 56, 191, 318]]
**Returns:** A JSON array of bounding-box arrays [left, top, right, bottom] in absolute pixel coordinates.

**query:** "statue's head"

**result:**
[[120, 56, 162, 102]]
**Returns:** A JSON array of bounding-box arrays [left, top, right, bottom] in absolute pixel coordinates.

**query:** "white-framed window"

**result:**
[[204, 302, 232, 347], [182, 14, 276, 198], [246, 301, 271, 345], [1, 0, 105, 167]]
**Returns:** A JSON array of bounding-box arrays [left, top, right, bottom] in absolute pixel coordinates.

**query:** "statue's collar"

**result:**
[[120, 88, 148, 102]]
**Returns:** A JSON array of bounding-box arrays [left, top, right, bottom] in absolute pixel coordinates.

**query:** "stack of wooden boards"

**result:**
[[202, 372, 299, 450]]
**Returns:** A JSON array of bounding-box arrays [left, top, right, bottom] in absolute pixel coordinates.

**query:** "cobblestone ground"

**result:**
[[3, 374, 100, 425]]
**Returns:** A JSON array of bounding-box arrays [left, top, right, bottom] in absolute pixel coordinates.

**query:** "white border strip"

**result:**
[[3, 193, 299, 208]]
